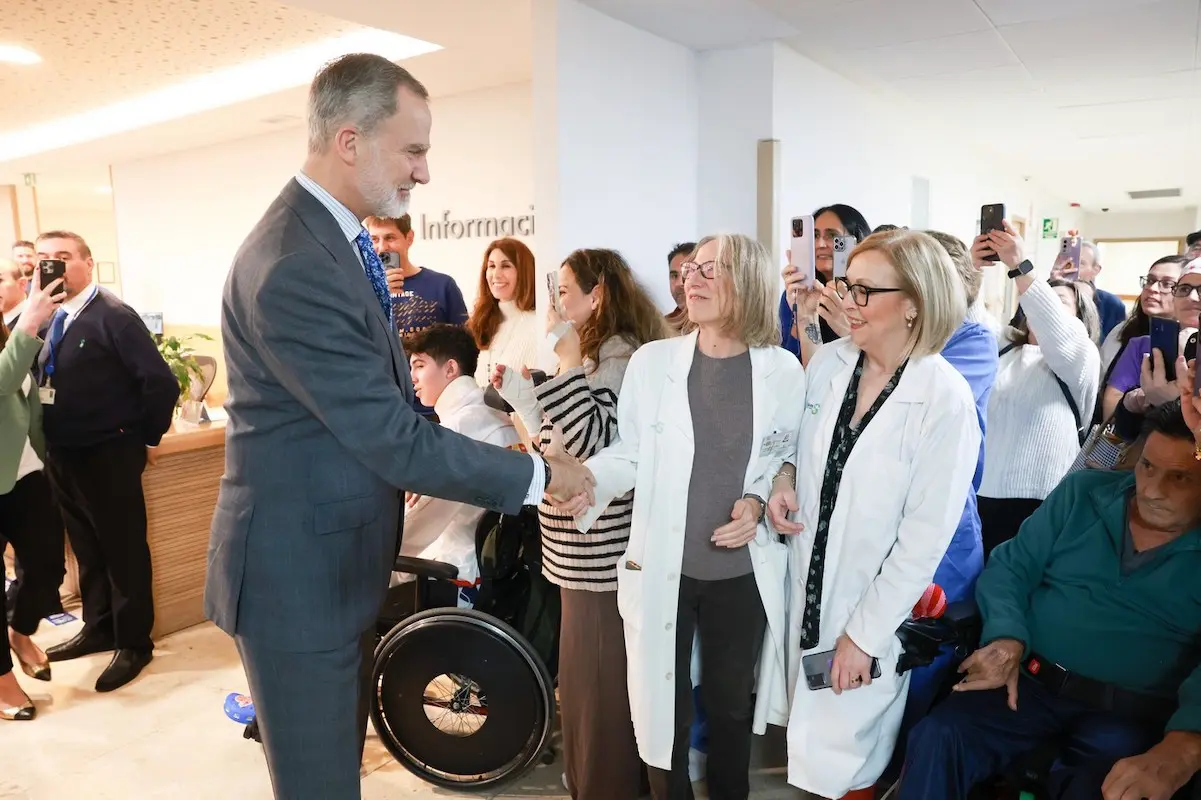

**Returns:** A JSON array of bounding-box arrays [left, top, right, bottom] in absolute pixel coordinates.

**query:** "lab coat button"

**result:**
[[666, 672, 673, 680], [665, 622, 673, 631], [667, 573, 677, 581], [654, 422, 664, 433]]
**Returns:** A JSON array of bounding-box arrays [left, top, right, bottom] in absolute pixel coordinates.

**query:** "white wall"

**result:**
[[769, 44, 1077, 319], [1081, 208, 1196, 243], [111, 83, 534, 326], [534, 0, 698, 311]]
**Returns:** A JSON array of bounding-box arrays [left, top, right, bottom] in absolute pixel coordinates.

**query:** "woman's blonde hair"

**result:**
[[688, 234, 780, 348], [849, 230, 966, 358]]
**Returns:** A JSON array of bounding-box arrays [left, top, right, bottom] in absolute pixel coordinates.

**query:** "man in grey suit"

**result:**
[[205, 54, 594, 800]]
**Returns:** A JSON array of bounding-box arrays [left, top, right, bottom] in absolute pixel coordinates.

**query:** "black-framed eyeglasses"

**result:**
[[680, 260, 717, 280], [1173, 282, 1201, 299], [834, 277, 905, 307], [1140, 276, 1178, 292]]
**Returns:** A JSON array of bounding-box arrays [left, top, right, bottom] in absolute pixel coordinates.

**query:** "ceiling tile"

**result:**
[[999, 0, 1198, 64], [976, 0, 1169, 26], [887, 64, 1039, 98], [1042, 69, 1197, 106], [777, 0, 991, 51], [842, 30, 1019, 79], [1055, 98, 1195, 138]]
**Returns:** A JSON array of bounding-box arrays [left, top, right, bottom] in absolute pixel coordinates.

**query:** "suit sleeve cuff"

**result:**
[[523, 454, 545, 505]]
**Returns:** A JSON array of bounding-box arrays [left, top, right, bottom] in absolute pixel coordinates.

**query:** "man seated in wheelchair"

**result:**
[[900, 401, 1201, 800], [391, 324, 525, 603]]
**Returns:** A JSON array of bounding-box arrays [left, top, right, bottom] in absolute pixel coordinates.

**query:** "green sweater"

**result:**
[[979, 469, 1201, 733]]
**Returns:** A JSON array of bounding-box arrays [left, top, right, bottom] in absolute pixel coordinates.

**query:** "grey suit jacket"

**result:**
[[204, 179, 534, 653]]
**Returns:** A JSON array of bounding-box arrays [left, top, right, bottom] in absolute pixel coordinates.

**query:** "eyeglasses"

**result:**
[[1140, 276, 1178, 292], [1172, 282, 1201, 299], [680, 260, 718, 280], [834, 277, 905, 307]]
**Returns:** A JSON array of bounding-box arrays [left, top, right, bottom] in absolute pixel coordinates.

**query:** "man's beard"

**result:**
[[358, 141, 411, 218]]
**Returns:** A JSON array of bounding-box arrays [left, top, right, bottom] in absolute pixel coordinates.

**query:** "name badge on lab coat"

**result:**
[[759, 430, 793, 458], [39, 386, 55, 405]]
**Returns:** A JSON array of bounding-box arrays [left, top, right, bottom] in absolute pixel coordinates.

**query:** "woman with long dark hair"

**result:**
[[493, 249, 668, 799], [465, 237, 539, 387]]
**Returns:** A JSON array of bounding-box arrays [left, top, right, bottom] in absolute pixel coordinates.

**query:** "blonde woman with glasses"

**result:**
[[556, 234, 804, 800], [767, 230, 981, 800]]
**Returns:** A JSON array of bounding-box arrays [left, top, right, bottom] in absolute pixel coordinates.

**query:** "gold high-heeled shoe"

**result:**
[[18, 656, 50, 682], [0, 696, 35, 721]]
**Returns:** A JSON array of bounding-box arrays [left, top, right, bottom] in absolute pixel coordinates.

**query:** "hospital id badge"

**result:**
[[759, 430, 792, 458], [39, 384, 55, 405]]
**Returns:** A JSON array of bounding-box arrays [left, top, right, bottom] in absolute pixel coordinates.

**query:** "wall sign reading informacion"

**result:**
[[421, 207, 536, 240]]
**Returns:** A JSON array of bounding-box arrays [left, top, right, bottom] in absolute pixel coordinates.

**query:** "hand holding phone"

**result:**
[[790, 215, 816, 292], [1054, 236, 1082, 279], [802, 647, 881, 691], [38, 259, 67, 298], [979, 204, 1006, 262], [831, 236, 854, 279], [1149, 318, 1181, 383]]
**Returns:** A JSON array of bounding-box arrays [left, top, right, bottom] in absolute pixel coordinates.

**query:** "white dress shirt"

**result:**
[[4, 299, 27, 330], [292, 172, 546, 503]]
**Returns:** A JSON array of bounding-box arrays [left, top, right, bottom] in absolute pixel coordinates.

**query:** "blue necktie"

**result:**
[[354, 230, 392, 323], [44, 309, 67, 382]]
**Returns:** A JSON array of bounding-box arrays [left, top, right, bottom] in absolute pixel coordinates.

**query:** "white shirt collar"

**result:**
[[3, 298, 26, 327], [62, 283, 99, 320], [294, 171, 365, 246]]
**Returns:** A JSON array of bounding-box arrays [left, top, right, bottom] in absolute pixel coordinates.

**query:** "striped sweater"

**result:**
[[524, 336, 635, 591]]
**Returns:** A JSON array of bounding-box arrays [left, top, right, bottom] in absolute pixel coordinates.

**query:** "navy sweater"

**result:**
[[38, 290, 179, 449]]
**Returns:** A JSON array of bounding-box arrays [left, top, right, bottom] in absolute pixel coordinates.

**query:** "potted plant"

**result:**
[[155, 333, 214, 425]]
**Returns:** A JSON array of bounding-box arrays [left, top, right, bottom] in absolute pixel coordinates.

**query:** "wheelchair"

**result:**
[[243, 507, 561, 793]]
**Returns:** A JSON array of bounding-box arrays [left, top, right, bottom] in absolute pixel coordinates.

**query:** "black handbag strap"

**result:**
[[1000, 342, 1083, 441]]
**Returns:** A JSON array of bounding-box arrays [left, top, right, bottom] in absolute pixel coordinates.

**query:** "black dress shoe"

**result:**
[[95, 648, 153, 693], [46, 631, 115, 663]]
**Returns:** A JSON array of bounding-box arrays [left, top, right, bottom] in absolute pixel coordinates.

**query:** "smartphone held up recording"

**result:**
[[1054, 236, 1082, 279], [979, 203, 1006, 262], [831, 236, 854, 279], [1149, 317, 1181, 383], [790, 215, 816, 291], [38, 259, 66, 297]]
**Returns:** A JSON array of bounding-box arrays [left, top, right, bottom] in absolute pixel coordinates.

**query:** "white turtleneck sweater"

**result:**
[[474, 301, 540, 387], [979, 280, 1100, 501]]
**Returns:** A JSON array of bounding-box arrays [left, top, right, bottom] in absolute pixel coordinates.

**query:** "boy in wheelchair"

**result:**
[[390, 324, 525, 599], [897, 402, 1201, 800]]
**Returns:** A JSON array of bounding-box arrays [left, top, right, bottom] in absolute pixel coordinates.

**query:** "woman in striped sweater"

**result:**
[[492, 248, 668, 800]]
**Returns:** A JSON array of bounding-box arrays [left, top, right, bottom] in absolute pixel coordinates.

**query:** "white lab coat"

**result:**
[[394, 376, 522, 586], [784, 340, 980, 798], [577, 332, 806, 770]]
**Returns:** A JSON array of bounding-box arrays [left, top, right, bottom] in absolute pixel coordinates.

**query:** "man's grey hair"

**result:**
[[1081, 239, 1101, 267], [307, 53, 429, 155]]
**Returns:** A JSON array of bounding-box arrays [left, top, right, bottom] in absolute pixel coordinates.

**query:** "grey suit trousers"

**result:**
[[237, 629, 376, 800]]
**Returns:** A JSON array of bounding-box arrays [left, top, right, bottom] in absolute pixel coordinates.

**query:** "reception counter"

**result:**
[[59, 420, 227, 639]]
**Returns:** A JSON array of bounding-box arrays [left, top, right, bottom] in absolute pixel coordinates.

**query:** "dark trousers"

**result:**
[[0, 471, 66, 674], [237, 629, 376, 800], [978, 496, 1044, 560], [46, 435, 153, 651], [899, 674, 1161, 800], [649, 573, 765, 800]]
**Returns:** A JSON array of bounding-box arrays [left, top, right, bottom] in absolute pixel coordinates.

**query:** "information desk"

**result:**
[[59, 420, 227, 639]]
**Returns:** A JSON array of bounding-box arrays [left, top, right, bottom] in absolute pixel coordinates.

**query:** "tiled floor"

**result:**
[[2, 616, 807, 799]]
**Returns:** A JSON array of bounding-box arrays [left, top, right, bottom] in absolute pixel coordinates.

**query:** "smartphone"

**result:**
[[801, 648, 882, 691], [831, 236, 854, 279], [546, 272, 560, 315], [378, 251, 399, 270], [1185, 330, 1197, 364], [979, 203, 1006, 263], [38, 259, 66, 297], [1055, 236, 1082, 279], [790, 215, 816, 290], [1150, 318, 1181, 383]]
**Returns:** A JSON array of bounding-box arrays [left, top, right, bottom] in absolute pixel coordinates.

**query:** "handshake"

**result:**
[[543, 452, 597, 517]]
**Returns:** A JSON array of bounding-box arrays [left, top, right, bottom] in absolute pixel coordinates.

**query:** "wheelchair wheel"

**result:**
[[370, 607, 556, 791]]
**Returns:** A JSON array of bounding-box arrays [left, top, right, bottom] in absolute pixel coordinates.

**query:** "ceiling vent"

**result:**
[[1127, 188, 1182, 200]]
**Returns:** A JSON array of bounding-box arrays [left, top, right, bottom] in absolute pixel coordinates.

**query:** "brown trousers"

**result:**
[[559, 587, 642, 800]]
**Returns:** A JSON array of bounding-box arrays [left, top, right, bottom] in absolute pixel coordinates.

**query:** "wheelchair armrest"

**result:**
[[393, 555, 460, 581], [895, 599, 982, 676]]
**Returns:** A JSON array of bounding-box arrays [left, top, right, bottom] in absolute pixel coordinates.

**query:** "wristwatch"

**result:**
[[1007, 259, 1034, 279], [542, 456, 553, 492], [743, 493, 767, 523]]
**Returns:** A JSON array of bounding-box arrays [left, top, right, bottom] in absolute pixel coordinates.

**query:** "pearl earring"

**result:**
[[906, 317, 915, 329]]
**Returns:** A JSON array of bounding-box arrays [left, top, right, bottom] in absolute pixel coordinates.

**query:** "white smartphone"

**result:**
[[790, 215, 816, 290], [831, 236, 854, 280], [546, 272, 561, 315]]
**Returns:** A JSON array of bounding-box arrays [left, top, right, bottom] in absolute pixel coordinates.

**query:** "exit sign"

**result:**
[[1041, 218, 1058, 239]]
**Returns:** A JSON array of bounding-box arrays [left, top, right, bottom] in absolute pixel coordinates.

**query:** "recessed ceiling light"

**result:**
[[0, 29, 441, 162], [0, 45, 40, 65]]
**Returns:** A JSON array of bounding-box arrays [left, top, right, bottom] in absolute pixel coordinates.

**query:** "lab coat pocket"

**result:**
[[615, 559, 644, 628]]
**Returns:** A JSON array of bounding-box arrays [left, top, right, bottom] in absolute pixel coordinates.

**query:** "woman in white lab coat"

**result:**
[[559, 233, 804, 800], [767, 230, 981, 800]]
